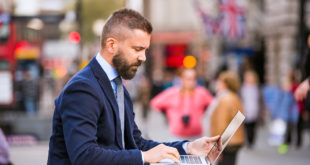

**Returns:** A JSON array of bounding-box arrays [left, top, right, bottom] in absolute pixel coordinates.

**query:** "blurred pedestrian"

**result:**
[[22, 70, 38, 116], [137, 76, 152, 137], [291, 73, 306, 148], [150, 69, 164, 98], [162, 70, 174, 90], [241, 70, 260, 148], [294, 34, 310, 146], [294, 34, 310, 101], [280, 78, 299, 149], [262, 81, 284, 146], [266, 76, 299, 150], [0, 128, 11, 165], [150, 69, 213, 140], [208, 71, 245, 165], [294, 78, 310, 101]]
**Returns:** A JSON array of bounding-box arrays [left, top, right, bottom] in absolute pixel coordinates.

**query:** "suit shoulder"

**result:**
[[62, 67, 98, 94]]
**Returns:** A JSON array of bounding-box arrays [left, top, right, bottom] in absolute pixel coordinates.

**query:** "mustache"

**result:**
[[131, 61, 142, 67]]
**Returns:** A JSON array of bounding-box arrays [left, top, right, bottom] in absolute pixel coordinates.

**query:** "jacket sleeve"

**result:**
[[131, 113, 188, 155], [59, 80, 143, 165]]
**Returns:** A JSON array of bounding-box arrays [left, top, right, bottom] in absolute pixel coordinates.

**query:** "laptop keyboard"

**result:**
[[180, 155, 203, 164]]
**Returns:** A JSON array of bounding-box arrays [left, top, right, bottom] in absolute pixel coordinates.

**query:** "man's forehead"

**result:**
[[123, 29, 151, 47]]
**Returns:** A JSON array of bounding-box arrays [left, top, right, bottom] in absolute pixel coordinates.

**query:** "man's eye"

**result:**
[[135, 48, 143, 51]]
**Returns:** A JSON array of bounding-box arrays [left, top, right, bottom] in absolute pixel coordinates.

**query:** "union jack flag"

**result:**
[[192, 0, 221, 35], [219, 0, 246, 40]]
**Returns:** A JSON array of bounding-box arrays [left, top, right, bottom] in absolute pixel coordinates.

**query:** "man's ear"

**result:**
[[105, 37, 118, 54]]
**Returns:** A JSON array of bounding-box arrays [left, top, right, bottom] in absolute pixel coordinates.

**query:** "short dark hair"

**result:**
[[100, 8, 153, 48]]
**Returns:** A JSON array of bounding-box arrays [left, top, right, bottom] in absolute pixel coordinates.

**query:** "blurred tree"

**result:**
[[80, 0, 125, 44]]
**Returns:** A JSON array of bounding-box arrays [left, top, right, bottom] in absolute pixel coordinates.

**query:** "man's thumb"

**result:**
[[208, 135, 220, 142]]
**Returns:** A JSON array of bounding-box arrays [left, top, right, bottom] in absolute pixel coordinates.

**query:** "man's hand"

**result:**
[[142, 144, 180, 163], [294, 78, 310, 101], [206, 137, 222, 164], [187, 136, 222, 157]]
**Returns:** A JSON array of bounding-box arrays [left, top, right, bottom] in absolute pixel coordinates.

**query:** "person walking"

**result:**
[[241, 70, 260, 148], [208, 71, 245, 165], [151, 69, 213, 140], [22, 70, 38, 116], [0, 129, 11, 165]]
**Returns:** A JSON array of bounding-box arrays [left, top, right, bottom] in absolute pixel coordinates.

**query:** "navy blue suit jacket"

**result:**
[[47, 58, 187, 165]]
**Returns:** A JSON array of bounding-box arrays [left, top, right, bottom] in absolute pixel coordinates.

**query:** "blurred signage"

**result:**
[[14, 0, 65, 16], [0, 13, 10, 39], [0, 13, 10, 25], [165, 44, 186, 68], [40, 0, 64, 13], [14, 0, 40, 16], [0, 71, 13, 104], [14, 41, 40, 60], [43, 40, 79, 59]]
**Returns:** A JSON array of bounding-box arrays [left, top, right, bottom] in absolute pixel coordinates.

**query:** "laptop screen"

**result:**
[[205, 111, 245, 164]]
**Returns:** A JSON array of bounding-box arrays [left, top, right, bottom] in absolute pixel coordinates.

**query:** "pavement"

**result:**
[[9, 103, 310, 165]]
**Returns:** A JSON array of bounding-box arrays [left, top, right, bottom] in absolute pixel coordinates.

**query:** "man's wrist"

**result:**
[[186, 142, 192, 155], [182, 142, 188, 154]]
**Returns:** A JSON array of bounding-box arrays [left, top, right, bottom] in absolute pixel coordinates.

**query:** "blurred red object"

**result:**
[[68, 31, 81, 43]]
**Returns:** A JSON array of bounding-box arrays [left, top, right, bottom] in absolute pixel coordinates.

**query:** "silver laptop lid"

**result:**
[[206, 111, 245, 164]]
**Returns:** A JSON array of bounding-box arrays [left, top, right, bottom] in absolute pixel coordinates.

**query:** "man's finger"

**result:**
[[166, 147, 180, 159], [207, 135, 220, 143], [165, 153, 180, 163], [217, 137, 223, 151]]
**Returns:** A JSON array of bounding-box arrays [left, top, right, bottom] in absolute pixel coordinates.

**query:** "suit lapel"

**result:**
[[123, 88, 138, 149], [89, 57, 123, 149]]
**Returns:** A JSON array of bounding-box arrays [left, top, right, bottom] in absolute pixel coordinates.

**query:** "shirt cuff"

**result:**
[[182, 142, 189, 154], [141, 151, 144, 164]]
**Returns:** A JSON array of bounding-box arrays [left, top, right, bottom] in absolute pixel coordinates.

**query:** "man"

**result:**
[[47, 8, 221, 165]]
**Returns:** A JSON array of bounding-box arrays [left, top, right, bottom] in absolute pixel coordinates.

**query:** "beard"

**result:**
[[112, 50, 142, 80]]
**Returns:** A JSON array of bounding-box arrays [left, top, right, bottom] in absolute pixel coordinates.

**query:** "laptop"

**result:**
[[151, 111, 245, 165]]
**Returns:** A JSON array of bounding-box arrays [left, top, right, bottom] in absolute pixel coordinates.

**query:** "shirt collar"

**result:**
[[96, 52, 119, 81]]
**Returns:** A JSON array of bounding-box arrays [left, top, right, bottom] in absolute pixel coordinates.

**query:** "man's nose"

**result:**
[[138, 52, 146, 62]]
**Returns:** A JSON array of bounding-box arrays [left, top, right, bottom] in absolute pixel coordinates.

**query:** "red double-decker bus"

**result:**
[[0, 12, 41, 110], [0, 12, 15, 108]]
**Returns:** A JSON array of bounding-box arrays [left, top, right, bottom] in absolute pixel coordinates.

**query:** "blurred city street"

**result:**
[[1, 0, 310, 165], [9, 104, 310, 165]]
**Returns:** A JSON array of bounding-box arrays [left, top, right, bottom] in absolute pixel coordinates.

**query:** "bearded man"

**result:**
[[47, 8, 221, 165]]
